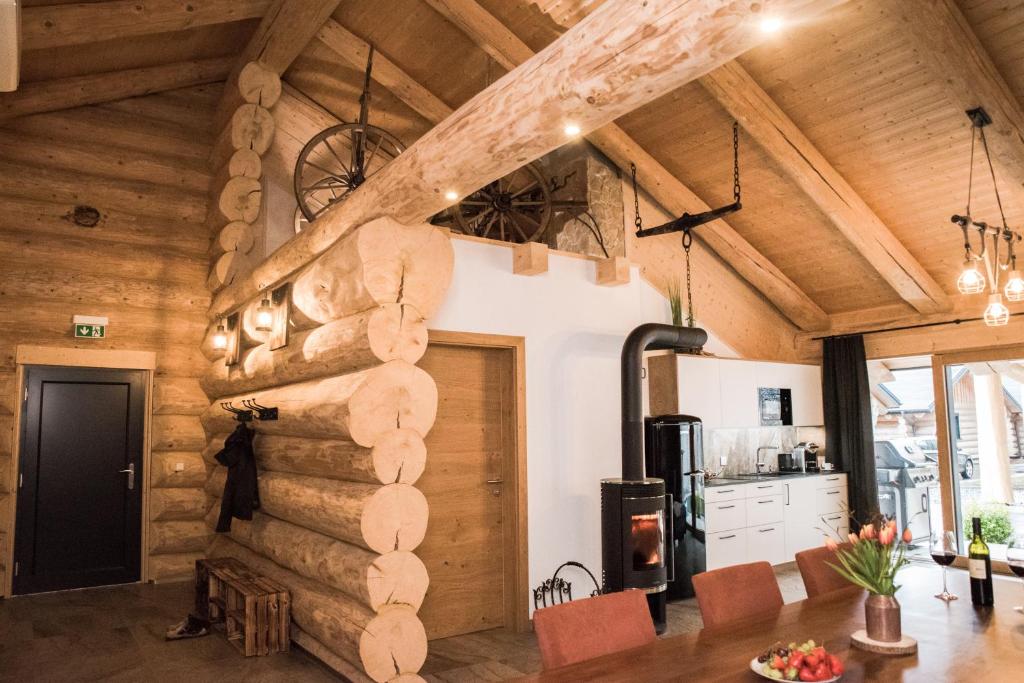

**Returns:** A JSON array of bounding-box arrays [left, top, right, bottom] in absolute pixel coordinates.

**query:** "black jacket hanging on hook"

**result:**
[[214, 423, 260, 532]]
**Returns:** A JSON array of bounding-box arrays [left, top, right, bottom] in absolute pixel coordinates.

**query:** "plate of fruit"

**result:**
[[750, 640, 844, 681]]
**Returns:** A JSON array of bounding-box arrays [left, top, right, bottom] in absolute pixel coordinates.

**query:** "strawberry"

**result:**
[[827, 654, 844, 675], [812, 662, 830, 681], [789, 651, 804, 669], [799, 667, 817, 682], [772, 655, 786, 670], [803, 654, 820, 669]]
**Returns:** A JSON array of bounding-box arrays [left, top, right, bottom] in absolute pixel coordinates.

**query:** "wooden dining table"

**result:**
[[516, 564, 1024, 681]]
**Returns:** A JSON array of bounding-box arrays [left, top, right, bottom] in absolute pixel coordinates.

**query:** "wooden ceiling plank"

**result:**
[[210, 0, 849, 320], [21, 0, 270, 50], [0, 57, 232, 123], [315, 19, 454, 125], [422, 0, 831, 330], [896, 0, 1024, 192], [698, 61, 952, 315], [212, 0, 341, 133]]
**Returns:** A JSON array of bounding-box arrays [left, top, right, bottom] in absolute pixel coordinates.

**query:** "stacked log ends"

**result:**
[[207, 250, 247, 292], [218, 175, 262, 223], [200, 360, 437, 446], [202, 304, 428, 397], [237, 62, 282, 108], [214, 221, 256, 256], [211, 537, 427, 682], [291, 218, 454, 325], [252, 430, 426, 485]]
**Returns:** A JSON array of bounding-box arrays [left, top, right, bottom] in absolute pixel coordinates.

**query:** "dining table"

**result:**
[[516, 564, 1024, 681]]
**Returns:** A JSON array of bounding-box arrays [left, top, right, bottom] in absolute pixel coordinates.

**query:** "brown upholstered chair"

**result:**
[[533, 589, 656, 670], [796, 543, 856, 598], [692, 561, 784, 629]]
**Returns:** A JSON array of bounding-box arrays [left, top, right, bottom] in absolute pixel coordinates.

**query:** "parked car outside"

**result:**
[[874, 438, 934, 471], [914, 437, 975, 479]]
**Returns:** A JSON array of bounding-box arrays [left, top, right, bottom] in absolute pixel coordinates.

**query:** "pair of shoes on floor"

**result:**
[[166, 614, 210, 640]]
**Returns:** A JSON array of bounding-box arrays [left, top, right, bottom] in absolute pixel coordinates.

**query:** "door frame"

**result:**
[[3, 346, 155, 598], [930, 343, 1024, 575], [427, 330, 530, 633]]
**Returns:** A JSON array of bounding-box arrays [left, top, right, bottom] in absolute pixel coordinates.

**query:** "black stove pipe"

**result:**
[[621, 323, 708, 481]]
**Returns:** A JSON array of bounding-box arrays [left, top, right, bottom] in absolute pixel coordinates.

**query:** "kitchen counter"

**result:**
[[705, 471, 846, 487]]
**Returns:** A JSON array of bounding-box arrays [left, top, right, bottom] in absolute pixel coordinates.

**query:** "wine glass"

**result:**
[[930, 530, 959, 602], [1007, 545, 1024, 613]]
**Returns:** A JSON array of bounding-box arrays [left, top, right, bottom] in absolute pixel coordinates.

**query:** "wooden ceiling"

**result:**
[[7, 0, 1024, 344]]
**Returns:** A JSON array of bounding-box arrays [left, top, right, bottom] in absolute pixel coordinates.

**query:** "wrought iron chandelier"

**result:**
[[952, 107, 1023, 327]]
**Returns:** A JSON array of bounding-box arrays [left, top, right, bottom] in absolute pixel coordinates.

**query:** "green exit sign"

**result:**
[[75, 324, 105, 338]]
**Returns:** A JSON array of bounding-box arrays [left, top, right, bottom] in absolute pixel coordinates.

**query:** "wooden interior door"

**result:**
[[13, 366, 146, 594], [416, 341, 517, 640]]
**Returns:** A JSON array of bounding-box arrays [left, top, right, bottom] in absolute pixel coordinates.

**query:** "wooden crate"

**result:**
[[196, 558, 290, 657]]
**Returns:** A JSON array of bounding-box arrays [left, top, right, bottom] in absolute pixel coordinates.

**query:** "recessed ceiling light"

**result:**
[[564, 123, 582, 136], [444, 190, 459, 201], [760, 16, 784, 34]]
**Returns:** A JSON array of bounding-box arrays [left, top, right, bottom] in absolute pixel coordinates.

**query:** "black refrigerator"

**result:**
[[644, 414, 705, 600]]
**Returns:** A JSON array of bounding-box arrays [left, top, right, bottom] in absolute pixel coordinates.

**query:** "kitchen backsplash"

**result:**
[[707, 425, 827, 477]]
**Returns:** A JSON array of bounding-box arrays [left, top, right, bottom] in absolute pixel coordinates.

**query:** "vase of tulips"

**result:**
[[825, 516, 913, 643]]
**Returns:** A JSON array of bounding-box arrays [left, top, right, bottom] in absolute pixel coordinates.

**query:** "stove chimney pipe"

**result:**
[[621, 323, 707, 480]]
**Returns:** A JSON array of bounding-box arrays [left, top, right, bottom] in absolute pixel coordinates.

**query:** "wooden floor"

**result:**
[[0, 581, 337, 682], [420, 562, 811, 681]]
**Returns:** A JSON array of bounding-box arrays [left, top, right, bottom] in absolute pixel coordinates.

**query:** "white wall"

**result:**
[[428, 238, 734, 610]]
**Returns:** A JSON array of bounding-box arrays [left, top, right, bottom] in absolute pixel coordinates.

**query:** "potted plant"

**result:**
[[962, 501, 1013, 555], [825, 516, 913, 643], [667, 280, 684, 327]]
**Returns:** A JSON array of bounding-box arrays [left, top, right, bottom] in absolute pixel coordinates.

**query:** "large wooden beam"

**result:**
[[212, 0, 341, 131], [21, 0, 270, 50], [211, 0, 845, 322], [423, 0, 830, 330], [316, 20, 453, 125], [698, 62, 952, 315], [0, 57, 232, 123], [896, 0, 1024, 192]]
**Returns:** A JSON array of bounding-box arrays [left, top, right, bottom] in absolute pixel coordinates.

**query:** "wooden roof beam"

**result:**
[[896, 0, 1024, 193], [21, 0, 270, 50], [0, 57, 232, 123], [209, 0, 848, 320], [698, 62, 952, 315], [423, 0, 831, 330], [212, 0, 341, 132]]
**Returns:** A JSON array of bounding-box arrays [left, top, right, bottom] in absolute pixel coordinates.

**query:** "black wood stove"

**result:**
[[602, 323, 706, 633]]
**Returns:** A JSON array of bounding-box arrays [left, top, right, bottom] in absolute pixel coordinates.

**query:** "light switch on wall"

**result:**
[[174, 462, 185, 472], [720, 456, 727, 466]]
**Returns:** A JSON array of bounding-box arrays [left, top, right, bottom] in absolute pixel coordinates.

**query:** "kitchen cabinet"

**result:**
[[647, 355, 823, 427], [707, 474, 848, 571]]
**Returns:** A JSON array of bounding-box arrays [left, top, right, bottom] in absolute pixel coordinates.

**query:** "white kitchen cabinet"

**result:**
[[790, 364, 824, 426], [718, 359, 759, 427], [783, 478, 822, 558], [747, 523, 786, 565], [707, 529, 747, 570], [746, 494, 784, 527], [706, 499, 746, 533], [676, 355, 721, 427]]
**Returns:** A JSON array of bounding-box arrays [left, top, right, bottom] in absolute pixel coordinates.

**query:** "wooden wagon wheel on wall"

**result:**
[[451, 162, 553, 243]]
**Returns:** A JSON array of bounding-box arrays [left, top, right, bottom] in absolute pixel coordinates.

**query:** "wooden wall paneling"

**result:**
[[151, 452, 208, 489], [210, 0, 850, 320], [698, 61, 952, 315], [0, 57, 233, 122]]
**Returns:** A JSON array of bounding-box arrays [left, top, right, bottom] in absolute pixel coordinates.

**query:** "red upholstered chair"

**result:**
[[692, 561, 784, 629], [533, 589, 656, 670], [796, 543, 856, 598]]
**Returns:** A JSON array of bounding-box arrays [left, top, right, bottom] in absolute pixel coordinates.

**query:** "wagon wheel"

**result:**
[[452, 163, 552, 243], [294, 122, 404, 222]]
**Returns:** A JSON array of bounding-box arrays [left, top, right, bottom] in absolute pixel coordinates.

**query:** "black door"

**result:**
[[14, 366, 146, 594]]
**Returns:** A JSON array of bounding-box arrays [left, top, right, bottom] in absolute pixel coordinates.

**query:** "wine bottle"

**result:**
[[969, 517, 994, 606]]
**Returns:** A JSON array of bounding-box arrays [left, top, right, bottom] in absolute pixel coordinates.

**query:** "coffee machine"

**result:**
[[794, 442, 820, 471]]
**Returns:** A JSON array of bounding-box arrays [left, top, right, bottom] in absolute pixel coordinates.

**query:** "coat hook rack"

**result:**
[[220, 401, 253, 422], [241, 398, 278, 421]]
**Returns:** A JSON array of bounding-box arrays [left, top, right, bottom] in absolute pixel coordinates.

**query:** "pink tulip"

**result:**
[[860, 523, 876, 540], [879, 527, 894, 546], [825, 537, 839, 551], [848, 532, 859, 545], [888, 519, 897, 530], [902, 528, 913, 544]]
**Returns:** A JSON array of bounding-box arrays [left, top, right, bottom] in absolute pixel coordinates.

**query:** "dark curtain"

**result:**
[[822, 335, 879, 528]]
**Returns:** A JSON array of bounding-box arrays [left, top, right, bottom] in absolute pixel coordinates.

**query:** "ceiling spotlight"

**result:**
[[444, 190, 459, 202], [760, 16, 784, 34], [564, 123, 581, 137]]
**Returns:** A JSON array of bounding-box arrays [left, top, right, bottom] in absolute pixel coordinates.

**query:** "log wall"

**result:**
[[202, 217, 452, 681], [0, 85, 219, 588]]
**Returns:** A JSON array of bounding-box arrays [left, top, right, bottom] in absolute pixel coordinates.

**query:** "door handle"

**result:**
[[119, 463, 135, 490], [486, 479, 503, 484]]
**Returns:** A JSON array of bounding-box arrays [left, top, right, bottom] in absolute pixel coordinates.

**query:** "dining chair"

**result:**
[[533, 589, 656, 669], [692, 561, 784, 628], [796, 543, 856, 598]]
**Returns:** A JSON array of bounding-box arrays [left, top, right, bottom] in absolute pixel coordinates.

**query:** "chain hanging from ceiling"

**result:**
[[631, 121, 741, 328]]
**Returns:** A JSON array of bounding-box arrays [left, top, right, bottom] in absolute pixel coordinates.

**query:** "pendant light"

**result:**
[[212, 320, 228, 350], [255, 294, 274, 332], [951, 107, 1023, 326], [984, 293, 1010, 327]]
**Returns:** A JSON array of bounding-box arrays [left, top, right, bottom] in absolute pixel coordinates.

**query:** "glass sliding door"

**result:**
[[941, 360, 1024, 561]]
